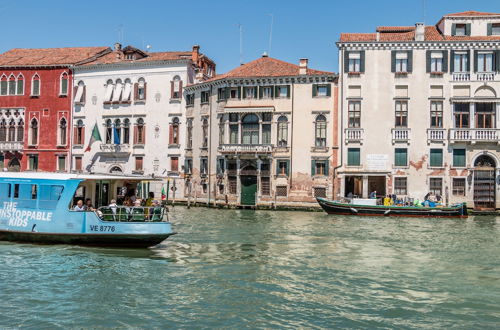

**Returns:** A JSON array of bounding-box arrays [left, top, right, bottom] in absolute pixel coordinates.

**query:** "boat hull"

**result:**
[[316, 198, 468, 218], [0, 230, 175, 248]]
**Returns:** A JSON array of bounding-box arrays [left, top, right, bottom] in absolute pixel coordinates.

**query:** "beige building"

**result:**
[[337, 11, 500, 210], [183, 55, 337, 208]]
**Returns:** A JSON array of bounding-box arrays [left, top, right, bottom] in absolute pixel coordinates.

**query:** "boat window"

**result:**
[[39, 185, 64, 210], [16, 184, 37, 208], [0, 183, 11, 203]]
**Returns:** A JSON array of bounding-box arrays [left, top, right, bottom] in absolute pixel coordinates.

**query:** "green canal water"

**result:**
[[0, 207, 499, 328]]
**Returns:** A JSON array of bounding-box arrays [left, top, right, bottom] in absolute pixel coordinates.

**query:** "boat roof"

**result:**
[[0, 172, 161, 181]]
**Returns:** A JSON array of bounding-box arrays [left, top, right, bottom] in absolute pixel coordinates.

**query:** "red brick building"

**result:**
[[0, 47, 110, 172]]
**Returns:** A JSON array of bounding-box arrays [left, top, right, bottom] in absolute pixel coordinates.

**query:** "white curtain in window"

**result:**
[[431, 52, 443, 59], [349, 52, 360, 60], [104, 83, 114, 101], [122, 81, 132, 101], [395, 52, 408, 59], [112, 81, 123, 101]]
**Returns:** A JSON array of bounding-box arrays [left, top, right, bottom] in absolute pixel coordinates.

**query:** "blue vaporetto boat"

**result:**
[[0, 172, 175, 247]]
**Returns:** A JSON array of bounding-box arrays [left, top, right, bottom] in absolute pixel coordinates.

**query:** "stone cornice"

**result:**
[[337, 40, 500, 50], [72, 59, 191, 72]]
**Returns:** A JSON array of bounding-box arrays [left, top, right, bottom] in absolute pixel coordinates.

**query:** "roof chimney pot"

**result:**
[[299, 58, 308, 75], [415, 22, 425, 41]]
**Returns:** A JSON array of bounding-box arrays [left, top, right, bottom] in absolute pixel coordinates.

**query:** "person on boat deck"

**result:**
[[146, 192, 154, 206], [109, 199, 118, 215], [369, 191, 377, 199], [73, 200, 85, 211], [84, 198, 94, 211]]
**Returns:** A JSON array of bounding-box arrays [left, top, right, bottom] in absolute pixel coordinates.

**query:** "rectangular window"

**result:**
[[261, 177, 270, 196], [394, 177, 407, 195], [200, 158, 208, 175], [477, 52, 494, 72], [135, 156, 143, 171], [348, 101, 361, 128], [453, 149, 466, 168], [454, 103, 470, 128], [430, 101, 443, 128], [277, 159, 289, 176], [429, 178, 443, 196], [75, 156, 82, 171], [170, 157, 179, 172], [262, 124, 271, 144], [395, 101, 408, 127], [394, 148, 408, 167], [28, 155, 38, 171], [229, 88, 240, 99], [57, 156, 66, 172], [61, 78, 68, 95], [347, 148, 360, 166], [430, 149, 443, 167], [184, 158, 193, 174], [243, 87, 257, 99], [348, 52, 361, 72], [0, 183, 11, 203], [276, 85, 289, 98], [430, 52, 443, 72], [454, 24, 466, 36], [452, 178, 466, 196], [229, 125, 238, 144], [395, 52, 408, 72], [313, 84, 330, 97], [453, 52, 468, 72], [186, 93, 194, 106], [313, 187, 327, 198], [217, 158, 225, 174], [313, 160, 328, 176], [475, 103, 495, 129], [492, 23, 500, 35], [261, 86, 273, 99], [276, 185, 288, 197], [200, 91, 210, 104], [0, 80, 7, 95], [217, 88, 226, 101], [228, 176, 237, 194]]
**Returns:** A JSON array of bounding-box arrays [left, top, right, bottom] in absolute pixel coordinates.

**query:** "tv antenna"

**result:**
[[116, 24, 124, 43], [237, 23, 243, 65], [267, 14, 274, 56]]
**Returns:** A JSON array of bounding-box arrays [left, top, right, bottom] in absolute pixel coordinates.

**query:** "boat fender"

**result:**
[[350, 207, 358, 213], [384, 209, 391, 216]]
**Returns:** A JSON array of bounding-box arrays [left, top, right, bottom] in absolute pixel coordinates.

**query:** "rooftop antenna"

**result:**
[[146, 45, 152, 52], [267, 14, 274, 57], [422, 0, 426, 24], [116, 24, 124, 43], [238, 23, 243, 65]]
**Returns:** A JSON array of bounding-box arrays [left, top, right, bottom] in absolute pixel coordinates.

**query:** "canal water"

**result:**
[[0, 207, 499, 328]]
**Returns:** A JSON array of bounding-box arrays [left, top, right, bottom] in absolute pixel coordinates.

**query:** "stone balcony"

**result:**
[[0, 141, 23, 152], [345, 128, 363, 144], [218, 144, 273, 154], [99, 144, 131, 153], [449, 128, 500, 144], [427, 129, 446, 143], [392, 128, 410, 143], [452, 72, 498, 82]]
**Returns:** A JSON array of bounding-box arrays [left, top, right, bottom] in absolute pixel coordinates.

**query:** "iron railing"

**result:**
[[97, 206, 168, 222]]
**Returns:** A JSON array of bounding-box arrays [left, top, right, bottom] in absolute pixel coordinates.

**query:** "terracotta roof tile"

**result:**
[[339, 33, 377, 42], [81, 50, 194, 65], [204, 56, 332, 82], [0, 47, 110, 66], [376, 26, 414, 32], [445, 11, 500, 17]]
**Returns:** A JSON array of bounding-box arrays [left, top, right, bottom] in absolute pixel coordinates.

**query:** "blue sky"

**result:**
[[0, 0, 498, 73]]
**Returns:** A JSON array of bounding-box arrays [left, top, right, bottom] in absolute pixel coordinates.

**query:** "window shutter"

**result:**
[[143, 82, 147, 101], [73, 86, 78, 98], [270, 86, 274, 98], [134, 126, 138, 144], [237, 86, 241, 99], [73, 127, 78, 144], [465, 23, 471, 36], [450, 50, 455, 73], [258, 86, 263, 99], [326, 84, 331, 96], [179, 81, 183, 97], [451, 24, 456, 36], [169, 124, 174, 144], [360, 50, 365, 72], [426, 50, 431, 73], [344, 51, 350, 72], [496, 51, 500, 72], [276, 161, 280, 176], [466, 50, 471, 72], [325, 160, 329, 176], [312, 85, 317, 97], [142, 125, 146, 144], [487, 23, 493, 36], [391, 51, 396, 73], [134, 83, 138, 100], [242, 86, 246, 98], [286, 85, 291, 98], [81, 126, 85, 145], [274, 86, 279, 97], [311, 160, 316, 176], [285, 160, 290, 177], [473, 50, 479, 73], [407, 50, 413, 73], [442, 50, 448, 73], [170, 81, 174, 98]]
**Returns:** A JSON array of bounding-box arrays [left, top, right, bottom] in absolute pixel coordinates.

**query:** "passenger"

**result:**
[[85, 198, 94, 211], [132, 200, 145, 221], [146, 192, 155, 206], [369, 190, 377, 199], [383, 195, 391, 206], [109, 199, 117, 215], [73, 200, 86, 211]]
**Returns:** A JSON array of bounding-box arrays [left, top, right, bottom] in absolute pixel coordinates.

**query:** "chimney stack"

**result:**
[[415, 23, 425, 41], [114, 42, 122, 51], [192, 45, 200, 64], [299, 58, 308, 75]]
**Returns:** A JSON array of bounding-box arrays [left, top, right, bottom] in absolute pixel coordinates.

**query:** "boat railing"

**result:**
[[97, 206, 168, 222]]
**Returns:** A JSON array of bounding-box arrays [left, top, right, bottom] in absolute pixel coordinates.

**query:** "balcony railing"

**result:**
[[345, 128, 363, 143], [451, 72, 498, 82], [427, 129, 446, 142], [218, 144, 273, 154], [0, 141, 23, 151], [449, 128, 500, 143], [100, 144, 131, 153], [452, 73, 470, 81], [392, 128, 410, 143], [476, 72, 496, 81]]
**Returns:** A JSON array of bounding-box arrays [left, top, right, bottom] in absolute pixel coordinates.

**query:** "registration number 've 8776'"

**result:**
[[89, 225, 115, 232]]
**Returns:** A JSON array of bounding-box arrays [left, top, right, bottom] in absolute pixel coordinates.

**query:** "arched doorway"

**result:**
[[240, 163, 257, 206], [473, 154, 496, 210], [8, 158, 20, 172]]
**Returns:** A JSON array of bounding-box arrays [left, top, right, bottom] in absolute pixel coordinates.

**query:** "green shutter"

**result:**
[[17, 80, 23, 95], [242, 87, 246, 98], [453, 149, 466, 167], [225, 87, 230, 99], [442, 50, 448, 73], [466, 50, 471, 72], [286, 85, 291, 98], [0, 81, 6, 95], [258, 86, 263, 99], [285, 159, 290, 177], [450, 50, 455, 73], [274, 85, 279, 97], [312, 85, 317, 97], [344, 51, 350, 72], [474, 50, 479, 73], [465, 23, 471, 36], [311, 160, 316, 176], [487, 23, 493, 36], [326, 84, 331, 96], [276, 160, 280, 176], [395, 148, 407, 166], [391, 51, 396, 72], [430, 149, 443, 167], [496, 51, 500, 72], [237, 86, 241, 99], [426, 50, 431, 73], [407, 50, 413, 73], [451, 24, 457, 36], [324, 160, 329, 176], [360, 50, 365, 72], [348, 148, 360, 166], [61, 78, 68, 95]]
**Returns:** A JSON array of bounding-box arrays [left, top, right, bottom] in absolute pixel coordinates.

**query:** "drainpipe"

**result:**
[[289, 81, 295, 189], [68, 67, 75, 173], [207, 84, 213, 207], [333, 47, 344, 199]]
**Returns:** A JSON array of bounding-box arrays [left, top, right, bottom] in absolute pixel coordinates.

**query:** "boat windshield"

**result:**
[[97, 205, 168, 222]]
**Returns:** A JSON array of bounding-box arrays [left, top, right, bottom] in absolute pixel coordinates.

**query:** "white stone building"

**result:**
[[337, 11, 500, 210], [71, 44, 215, 203]]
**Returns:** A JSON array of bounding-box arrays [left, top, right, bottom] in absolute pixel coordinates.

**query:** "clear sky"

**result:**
[[0, 0, 498, 74]]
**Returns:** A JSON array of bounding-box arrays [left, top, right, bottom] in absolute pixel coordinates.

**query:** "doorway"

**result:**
[[8, 158, 20, 172], [345, 176, 363, 198], [473, 155, 496, 210], [95, 181, 110, 208], [368, 176, 386, 198], [240, 175, 257, 206]]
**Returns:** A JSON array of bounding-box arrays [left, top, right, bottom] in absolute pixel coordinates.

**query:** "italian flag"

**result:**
[[85, 123, 102, 152], [161, 186, 167, 200]]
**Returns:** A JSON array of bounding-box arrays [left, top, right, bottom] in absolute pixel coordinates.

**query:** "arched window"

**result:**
[[0, 75, 7, 95], [171, 75, 182, 99], [0, 119, 6, 142], [277, 115, 288, 147], [187, 119, 193, 149], [30, 118, 38, 145], [136, 78, 146, 101], [8, 75, 16, 95], [202, 118, 209, 147], [114, 119, 121, 143], [60, 72, 69, 96], [75, 119, 84, 145], [16, 74, 24, 95], [123, 119, 130, 144], [123, 79, 132, 101], [112, 79, 123, 102], [241, 114, 259, 145], [59, 118, 67, 146], [134, 118, 145, 144], [229, 114, 239, 144], [8, 119, 15, 141], [105, 119, 112, 144], [104, 79, 114, 102], [16, 119, 23, 142], [169, 117, 179, 145], [219, 116, 225, 144], [315, 115, 327, 147], [31, 74, 40, 96]]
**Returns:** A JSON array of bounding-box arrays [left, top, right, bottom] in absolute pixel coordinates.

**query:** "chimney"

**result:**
[[299, 58, 308, 75], [415, 23, 425, 41], [114, 42, 122, 51], [192, 45, 200, 64], [262, 51, 268, 58], [376, 32, 380, 41]]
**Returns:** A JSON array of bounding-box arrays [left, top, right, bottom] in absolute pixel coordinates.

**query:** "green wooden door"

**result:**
[[240, 176, 257, 205]]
